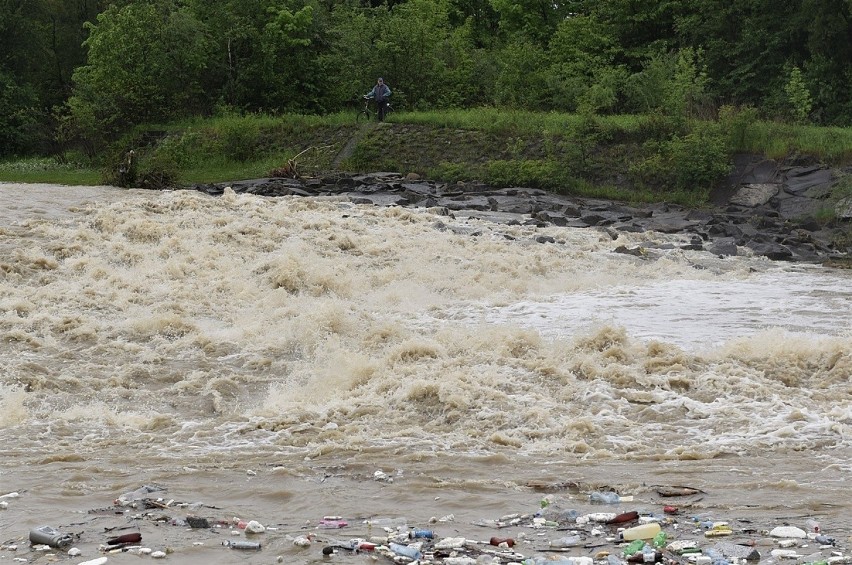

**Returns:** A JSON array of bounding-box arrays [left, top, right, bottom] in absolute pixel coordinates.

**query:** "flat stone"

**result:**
[[730, 183, 779, 206]]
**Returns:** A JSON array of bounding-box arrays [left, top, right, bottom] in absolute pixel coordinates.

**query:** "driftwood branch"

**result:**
[[269, 145, 334, 178]]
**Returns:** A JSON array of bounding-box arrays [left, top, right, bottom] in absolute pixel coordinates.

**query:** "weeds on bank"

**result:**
[[3, 109, 850, 202], [0, 156, 101, 185]]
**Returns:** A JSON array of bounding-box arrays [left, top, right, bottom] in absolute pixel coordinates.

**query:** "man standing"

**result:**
[[364, 77, 392, 121]]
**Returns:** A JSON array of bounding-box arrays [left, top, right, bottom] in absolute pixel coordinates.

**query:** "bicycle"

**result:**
[[356, 96, 393, 122]]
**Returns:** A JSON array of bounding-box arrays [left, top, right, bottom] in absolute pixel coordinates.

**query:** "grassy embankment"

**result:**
[[1, 108, 851, 209]]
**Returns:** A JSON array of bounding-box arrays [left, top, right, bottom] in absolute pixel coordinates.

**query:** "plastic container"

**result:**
[[364, 517, 407, 527], [805, 519, 820, 533], [29, 526, 72, 547], [623, 540, 646, 556], [703, 548, 729, 565], [319, 519, 348, 529], [389, 542, 422, 560], [621, 522, 661, 541], [550, 534, 581, 548], [627, 550, 662, 563], [223, 540, 261, 550], [590, 491, 620, 504], [608, 511, 639, 524], [652, 531, 667, 548], [490, 537, 515, 547], [106, 532, 142, 545], [815, 534, 835, 546], [523, 557, 594, 565], [409, 529, 434, 539], [537, 506, 580, 522]]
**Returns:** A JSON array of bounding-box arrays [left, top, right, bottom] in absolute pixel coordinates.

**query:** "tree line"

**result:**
[[2, 0, 851, 158]]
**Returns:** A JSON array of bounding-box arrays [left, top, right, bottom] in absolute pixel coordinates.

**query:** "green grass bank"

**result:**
[[2, 108, 851, 209]]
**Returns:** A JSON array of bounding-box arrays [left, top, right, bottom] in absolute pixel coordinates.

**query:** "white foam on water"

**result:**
[[0, 185, 848, 465]]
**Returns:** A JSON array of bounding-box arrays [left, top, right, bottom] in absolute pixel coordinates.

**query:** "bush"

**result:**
[[482, 159, 564, 189], [669, 121, 730, 191], [215, 117, 261, 162], [429, 161, 479, 182], [627, 120, 729, 194], [718, 104, 760, 150]]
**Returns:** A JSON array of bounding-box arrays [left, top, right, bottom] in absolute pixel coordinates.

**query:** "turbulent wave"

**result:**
[[1, 187, 850, 464]]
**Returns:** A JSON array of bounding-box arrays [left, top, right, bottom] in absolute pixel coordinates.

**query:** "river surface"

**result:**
[[1, 183, 850, 564]]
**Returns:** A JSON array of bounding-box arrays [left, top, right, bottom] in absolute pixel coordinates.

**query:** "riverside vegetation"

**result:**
[[2, 107, 851, 215]]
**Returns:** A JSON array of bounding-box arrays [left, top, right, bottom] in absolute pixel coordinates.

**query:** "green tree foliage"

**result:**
[[673, 0, 807, 110], [489, 0, 575, 46], [324, 0, 493, 111], [585, 0, 678, 67], [492, 38, 550, 109], [799, 0, 852, 124], [0, 70, 41, 155], [784, 66, 813, 124], [258, 3, 317, 112], [446, 0, 499, 48], [547, 14, 626, 113], [4, 0, 852, 160], [623, 48, 709, 121], [67, 1, 210, 144]]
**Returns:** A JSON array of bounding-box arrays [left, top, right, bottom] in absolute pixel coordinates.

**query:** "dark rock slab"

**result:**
[[186, 164, 849, 264]]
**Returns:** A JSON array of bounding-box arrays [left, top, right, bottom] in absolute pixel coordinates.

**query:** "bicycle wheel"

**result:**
[[356, 109, 371, 123]]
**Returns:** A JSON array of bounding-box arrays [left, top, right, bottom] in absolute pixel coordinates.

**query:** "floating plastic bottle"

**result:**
[[106, 532, 142, 545], [621, 522, 661, 541], [652, 531, 667, 548], [550, 534, 581, 548], [608, 511, 639, 524], [115, 485, 161, 506], [409, 529, 434, 539], [538, 506, 580, 522], [627, 546, 662, 563], [590, 491, 620, 504], [523, 557, 594, 565], [623, 540, 646, 557], [388, 542, 423, 560], [703, 548, 729, 565], [364, 517, 408, 527], [319, 518, 348, 529], [223, 540, 261, 550], [583, 512, 618, 523], [29, 526, 72, 548], [805, 519, 820, 533], [490, 537, 515, 547]]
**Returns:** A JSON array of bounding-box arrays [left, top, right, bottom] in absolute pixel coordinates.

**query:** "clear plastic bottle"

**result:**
[[590, 491, 621, 504], [388, 542, 422, 560], [550, 534, 581, 548], [537, 505, 580, 522], [364, 517, 408, 527], [703, 548, 729, 565], [223, 540, 261, 550], [806, 519, 820, 533]]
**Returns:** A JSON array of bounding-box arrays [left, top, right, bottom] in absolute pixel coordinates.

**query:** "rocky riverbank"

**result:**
[[191, 156, 851, 265]]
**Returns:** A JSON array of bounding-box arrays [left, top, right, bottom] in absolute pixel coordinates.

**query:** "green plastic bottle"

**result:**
[[624, 540, 646, 556], [653, 531, 668, 548]]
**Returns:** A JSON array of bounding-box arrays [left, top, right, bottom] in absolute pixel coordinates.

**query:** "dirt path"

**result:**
[[331, 122, 376, 169]]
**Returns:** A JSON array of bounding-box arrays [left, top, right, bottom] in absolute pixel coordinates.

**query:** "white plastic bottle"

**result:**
[[621, 522, 661, 541]]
